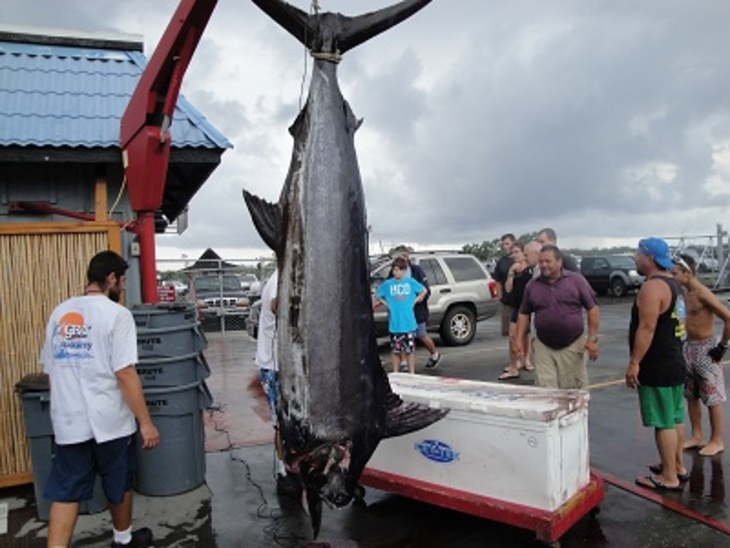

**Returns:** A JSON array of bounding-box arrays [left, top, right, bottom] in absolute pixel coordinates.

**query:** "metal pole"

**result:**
[[137, 211, 158, 303], [715, 223, 725, 286]]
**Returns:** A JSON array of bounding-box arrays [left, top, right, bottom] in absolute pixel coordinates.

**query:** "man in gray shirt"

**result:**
[[536, 228, 579, 272]]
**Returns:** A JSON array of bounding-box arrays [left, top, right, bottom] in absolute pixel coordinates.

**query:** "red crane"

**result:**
[[120, 0, 217, 303]]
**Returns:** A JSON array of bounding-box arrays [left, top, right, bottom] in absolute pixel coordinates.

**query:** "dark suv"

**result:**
[[370, 252, 499, 346], [580, 255, 644, 297], [193, 273, 250, 327]]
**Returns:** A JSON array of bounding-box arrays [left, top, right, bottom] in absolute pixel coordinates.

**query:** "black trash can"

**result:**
[[15, 373, 107, 521]]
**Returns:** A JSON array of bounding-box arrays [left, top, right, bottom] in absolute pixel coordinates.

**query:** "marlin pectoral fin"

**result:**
[[383, 392, 449, 438], [242, 190, 283, 255]]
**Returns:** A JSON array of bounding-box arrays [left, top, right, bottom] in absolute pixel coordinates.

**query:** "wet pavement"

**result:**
[[2, 296, 729, 547]]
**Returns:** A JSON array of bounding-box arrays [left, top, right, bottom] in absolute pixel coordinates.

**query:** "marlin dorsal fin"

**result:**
[[242, 190, 283, 256]]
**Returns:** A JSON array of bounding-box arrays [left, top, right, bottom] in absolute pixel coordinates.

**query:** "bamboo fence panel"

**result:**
[[0, 224, 117, 486]]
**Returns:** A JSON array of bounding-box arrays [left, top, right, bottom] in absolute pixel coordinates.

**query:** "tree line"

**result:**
[[461, 232, 636, 261]]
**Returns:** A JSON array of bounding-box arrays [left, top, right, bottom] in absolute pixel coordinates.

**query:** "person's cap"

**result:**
[[638, 237, 673, 269]]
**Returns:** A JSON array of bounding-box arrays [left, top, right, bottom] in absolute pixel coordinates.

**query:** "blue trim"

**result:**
[[0, 40, 131, 61]]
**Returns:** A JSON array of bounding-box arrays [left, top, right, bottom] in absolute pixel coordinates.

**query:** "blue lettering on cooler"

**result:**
[[415, 439, 459, 463]]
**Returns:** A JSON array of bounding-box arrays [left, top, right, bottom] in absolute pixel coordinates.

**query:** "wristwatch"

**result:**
[[587, 335, 599, 343]]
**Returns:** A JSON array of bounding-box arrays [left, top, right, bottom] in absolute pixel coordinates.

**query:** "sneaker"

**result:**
[[398, 361, 408, 372], [425, 353, 441, 369], [111, 527, 153, 548]]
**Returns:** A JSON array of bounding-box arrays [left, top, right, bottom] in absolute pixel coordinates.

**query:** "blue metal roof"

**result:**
[[0, 40, 232, 150]]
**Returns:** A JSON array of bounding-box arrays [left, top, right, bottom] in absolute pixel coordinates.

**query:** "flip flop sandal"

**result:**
[[648, 464, 690, 482], [635, 475, 684, 492], [498, 372, 520, 381]]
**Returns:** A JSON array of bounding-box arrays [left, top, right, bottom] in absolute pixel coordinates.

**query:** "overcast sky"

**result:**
[[5, 0, 730, 265]]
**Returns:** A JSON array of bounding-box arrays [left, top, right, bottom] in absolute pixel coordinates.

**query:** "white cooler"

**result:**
[[366, 374, 591, 511]]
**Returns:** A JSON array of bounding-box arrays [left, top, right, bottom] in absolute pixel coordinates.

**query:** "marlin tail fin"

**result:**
[[251, 0, 432, 54]]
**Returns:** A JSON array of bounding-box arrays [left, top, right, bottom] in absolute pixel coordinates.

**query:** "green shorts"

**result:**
[[638, 385, 684, 429]]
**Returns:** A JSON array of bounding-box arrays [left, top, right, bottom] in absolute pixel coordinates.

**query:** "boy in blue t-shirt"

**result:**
[[374, 256, 427, 374]]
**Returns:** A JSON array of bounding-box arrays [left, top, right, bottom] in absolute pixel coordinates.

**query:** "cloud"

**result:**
[[3, 0, 729, 256]]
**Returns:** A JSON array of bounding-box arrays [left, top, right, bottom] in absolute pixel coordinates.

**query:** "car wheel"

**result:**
[[611, 277, 627, 297], [440, 305, 476, 346]]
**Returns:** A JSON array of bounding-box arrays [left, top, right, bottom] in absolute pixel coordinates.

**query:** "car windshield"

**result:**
[[609, 256, 636, 269], [195, 276, 241, 292]]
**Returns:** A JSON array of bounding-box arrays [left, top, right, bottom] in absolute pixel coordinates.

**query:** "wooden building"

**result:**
[[0, 26, 230, 486]]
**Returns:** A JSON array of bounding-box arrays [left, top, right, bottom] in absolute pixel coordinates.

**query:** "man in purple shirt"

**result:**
[[514, 245, 600, 389]]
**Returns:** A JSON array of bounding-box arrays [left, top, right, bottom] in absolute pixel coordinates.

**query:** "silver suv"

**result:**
[[370, 252, 499, 346]]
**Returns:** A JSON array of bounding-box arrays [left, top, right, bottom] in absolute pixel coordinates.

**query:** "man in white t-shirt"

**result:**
[[41, 251, 159, 548], [254, 269, 295, 495]]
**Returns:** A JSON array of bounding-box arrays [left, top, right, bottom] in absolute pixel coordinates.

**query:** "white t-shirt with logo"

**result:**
[[40, 295, 138, 444], [255, 270, 278, 371]]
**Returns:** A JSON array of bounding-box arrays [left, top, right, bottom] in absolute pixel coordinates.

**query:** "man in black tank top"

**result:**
[[626, 238, 688, 492]]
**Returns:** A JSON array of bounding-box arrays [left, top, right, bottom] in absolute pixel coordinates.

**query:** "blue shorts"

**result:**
[[44, 435, 136, 505], [415, 322, 427, 338], [259, 368, 279, 423]]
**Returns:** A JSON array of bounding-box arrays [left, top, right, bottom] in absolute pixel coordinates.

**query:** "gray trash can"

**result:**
[[136, 352, 210, 387], [15, 373, 107, 521], [136, 322, 207, 358], [134, 380, 213, 496], [131, 303, 197, 330]]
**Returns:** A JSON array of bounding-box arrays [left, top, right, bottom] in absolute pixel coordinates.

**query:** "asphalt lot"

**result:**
[[3, 293, 730, 547]]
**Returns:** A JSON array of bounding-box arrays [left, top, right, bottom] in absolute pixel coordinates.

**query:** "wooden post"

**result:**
[[94, 175, 108, 221]]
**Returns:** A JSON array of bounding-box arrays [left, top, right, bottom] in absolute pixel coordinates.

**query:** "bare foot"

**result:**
[[683, 437, 706, 450], [698, 441, 724, 456]]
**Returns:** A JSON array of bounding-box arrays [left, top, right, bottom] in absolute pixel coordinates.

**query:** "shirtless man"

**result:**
[[673, 254, 730, 456]]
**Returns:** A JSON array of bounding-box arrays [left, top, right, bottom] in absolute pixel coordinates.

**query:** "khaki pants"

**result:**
[[533, 336, 588, 389], [500, 304, 513, 337]]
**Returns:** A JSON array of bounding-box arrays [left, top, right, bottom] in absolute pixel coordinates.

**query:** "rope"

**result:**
[[298, 1, 320, 109], [310, 50, 342, 64], [108, 173, 126, 218]]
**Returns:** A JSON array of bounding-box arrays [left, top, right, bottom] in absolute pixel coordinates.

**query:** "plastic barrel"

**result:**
[[136, 322, 207, 358], [136, 352, 211, 387], [15, 376, 107, 521], [131, 303, 196, 330], [134, 381, 213, 496]]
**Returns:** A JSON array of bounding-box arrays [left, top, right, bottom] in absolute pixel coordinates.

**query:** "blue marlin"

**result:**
[[243, 0, 444, 537]]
